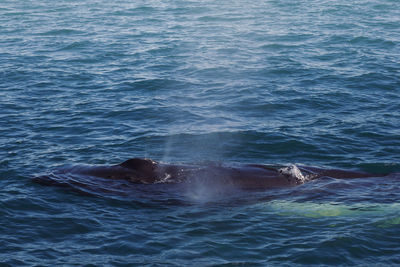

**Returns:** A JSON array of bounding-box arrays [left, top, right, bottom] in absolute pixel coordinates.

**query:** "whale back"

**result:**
[[119, 158, 157, 177]]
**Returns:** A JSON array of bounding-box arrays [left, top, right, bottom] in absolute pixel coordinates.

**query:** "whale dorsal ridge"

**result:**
[[119, 158, 157, 173]]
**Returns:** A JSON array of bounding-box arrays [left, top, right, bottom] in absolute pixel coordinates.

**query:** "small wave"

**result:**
[[39, 29, 84, 36], [349, 36, 396, 47], [113, 6, 157, 16], [57, 41, 91, 51]]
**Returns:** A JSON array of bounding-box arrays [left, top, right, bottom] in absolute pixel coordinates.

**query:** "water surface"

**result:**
[[1, 0, 400, 265]]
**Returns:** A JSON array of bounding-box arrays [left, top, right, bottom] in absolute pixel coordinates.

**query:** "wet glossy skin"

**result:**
[[35, 158, 386, 190]]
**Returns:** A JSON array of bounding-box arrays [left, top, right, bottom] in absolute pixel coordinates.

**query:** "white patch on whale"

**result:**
[[278, 164, 307, 184]]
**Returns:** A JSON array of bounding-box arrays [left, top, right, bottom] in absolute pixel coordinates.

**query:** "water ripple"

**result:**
[[1, 0, 400, 265]]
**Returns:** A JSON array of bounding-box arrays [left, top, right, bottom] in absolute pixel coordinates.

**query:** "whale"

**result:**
[[33, 158, 388, 191]]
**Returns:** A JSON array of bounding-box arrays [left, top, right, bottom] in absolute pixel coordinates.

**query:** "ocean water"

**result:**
[[1, 0, 400, 265]]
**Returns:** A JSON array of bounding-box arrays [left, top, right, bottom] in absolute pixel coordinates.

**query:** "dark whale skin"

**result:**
[[33, 158, 389, 191]]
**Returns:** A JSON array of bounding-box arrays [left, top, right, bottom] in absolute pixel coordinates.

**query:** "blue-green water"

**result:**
[[1, 0, 400, 265]]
